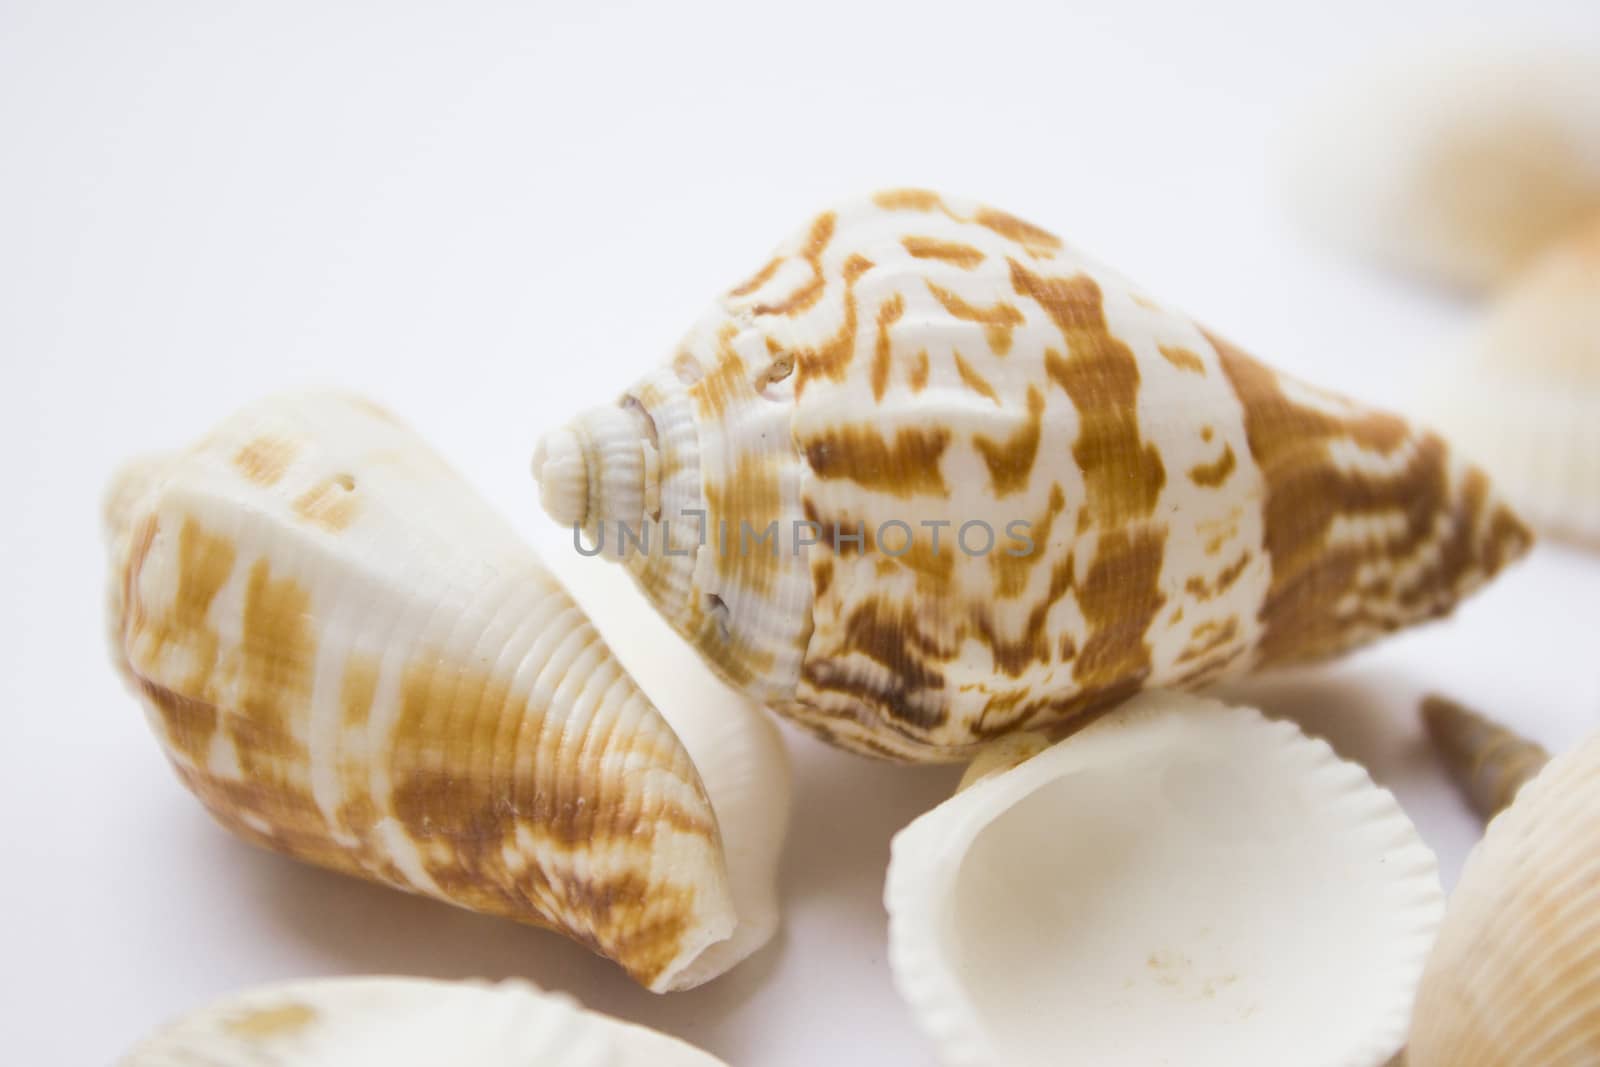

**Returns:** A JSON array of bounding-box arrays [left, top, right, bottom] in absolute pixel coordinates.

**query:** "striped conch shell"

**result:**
[[885, 690, 1443, 1067], [1282, 46, 1600, 290], [1410, 723, 1600, 1065], [1421, 694, 1550, 820], [533, 190, 1532, 762], [121, 976, 727, 1066], [105, 391, 789, 991], [1418, 218, 1600, 545]]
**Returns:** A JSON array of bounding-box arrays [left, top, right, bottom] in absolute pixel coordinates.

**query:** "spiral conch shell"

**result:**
[[121, 976, 727, 1066], [534, 190, 1531, 761], [885, 690, 1443, 1067], [1410, 725, 1600, 1065], [1418, 219, 1600, 545], [105, 391, 788, 991]]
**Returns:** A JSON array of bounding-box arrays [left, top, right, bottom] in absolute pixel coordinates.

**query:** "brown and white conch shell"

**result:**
[[104, 391, 790, 992], [1417, 219, 1600, 546], [533, 190, 1532, 762], [121, 976, 728, 1066], [1282, 47, 1600, 290], [1409, 723, 1600, 1065]]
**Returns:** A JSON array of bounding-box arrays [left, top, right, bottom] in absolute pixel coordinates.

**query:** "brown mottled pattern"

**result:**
[[1184, 551, 1253, 600], [1188, 443, 1236, 487], [1210, 329, 1532, 665], [791, 254, 874, 396], [972, 387, 1045, 497], [704, 455, 783, 594], [751, 211, 835, 317], [1177, 616, 1240, 664], [907, 349, 931, 391], [1072, 526, 1167, 695], [223, 1002, 318, 1039], [902, 235, 985, 268], [927, 282, 1024, 355], [728, 255, 783, 298], [799, 597, 949, 732], [870, 293, 906, 401], [802, 426, 950, 497], [233, 436, 299, 486], [1158, 345, 1206, 374], [129, 518, 236, 763], [1017, 264, 1167, 525], [227, 560, 315, 780], [992, 484, 1066, 597], [293, 475, 359, 531], [952, 351, 1000, 404]]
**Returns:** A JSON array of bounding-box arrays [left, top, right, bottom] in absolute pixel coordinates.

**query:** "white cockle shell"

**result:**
[[1282, 47, 1600, 290], [1409, 727, 1600, 1065], [104, 390, 786, 991], [885, 689, 1444, 1067], [535, 190, 1530, 762], [120, 976, 727, 1066], [1417, 219, 1600, 545]]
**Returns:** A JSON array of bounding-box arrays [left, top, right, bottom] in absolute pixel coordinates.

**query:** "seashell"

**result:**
[[884, 689, 1444, 1067], [1421, 693, 1550, 821], [533, 189, 1532, 762], [1416, 219, 1600, 545], [1281, 47, 1600, 290], [104, 390, 787, 991], [120, 975, 727, 1066], [1409, 727, 1600, 1065]]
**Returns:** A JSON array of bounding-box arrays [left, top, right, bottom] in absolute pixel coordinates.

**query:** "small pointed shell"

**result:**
[[104, 391, 742, 991], [1409, 729, 1600, 1065], [885, 690, 1443, 1067], [1417, 219, 1600, 545], [120, 976, 727, 1066], [1421, 694, 1550, 820], [1283, 47, 1600, 290], [537, 190, 1530, 761]]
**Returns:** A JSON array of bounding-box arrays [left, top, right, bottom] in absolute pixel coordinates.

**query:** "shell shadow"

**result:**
[[225, 821, 780, 1061]]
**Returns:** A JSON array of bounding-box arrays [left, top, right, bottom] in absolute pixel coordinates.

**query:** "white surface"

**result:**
[[2, 2, 1598, 1064]]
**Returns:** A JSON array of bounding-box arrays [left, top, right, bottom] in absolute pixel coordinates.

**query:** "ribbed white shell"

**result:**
[[1409, 730, 1600, 1066], [120, 976, 727, 1066], [886, 690, 1443, 1067]]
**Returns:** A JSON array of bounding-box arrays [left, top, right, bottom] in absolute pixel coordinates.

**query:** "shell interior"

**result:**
[[886, 690, 1443, 1067]]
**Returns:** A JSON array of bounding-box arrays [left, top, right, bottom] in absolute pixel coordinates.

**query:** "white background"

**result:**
[[3, 2, 1599, 1063]]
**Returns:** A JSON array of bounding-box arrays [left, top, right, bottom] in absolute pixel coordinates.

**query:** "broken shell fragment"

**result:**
[[1418, 219, 1600, 545], [120, 976, 728, 1066], [1282, 48, 1600, 290], [1409, 728, 1600, 1066], [885, 690, 1443, 1067], [535, 189, 1531, 762], [104, 391, 766, 991], [1421, 693, 1550, 820]]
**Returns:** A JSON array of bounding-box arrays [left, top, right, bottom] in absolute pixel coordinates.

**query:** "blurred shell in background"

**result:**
[[1282, 47, 1600, 291], [885, 690, 1442, 1067], [1409, 727, 1600, 1066], [1417, 219, 1600, 545], [120, 976, 727, 1066]]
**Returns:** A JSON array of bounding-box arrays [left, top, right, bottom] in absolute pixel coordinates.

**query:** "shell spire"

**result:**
[[536, 190, 1532, 762], [105, 391, 746, 991], [1421, 694, 1550, 820]]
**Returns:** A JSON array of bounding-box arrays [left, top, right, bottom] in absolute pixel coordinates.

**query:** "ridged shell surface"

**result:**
[[537, 190, 1531, 761], [120, 976, 727, 1066], [105, 392, 736, 991], [885, 690, 1443, 1067], [1419, 219, 1600, 544], [1409, 729, 1600, 1065]]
